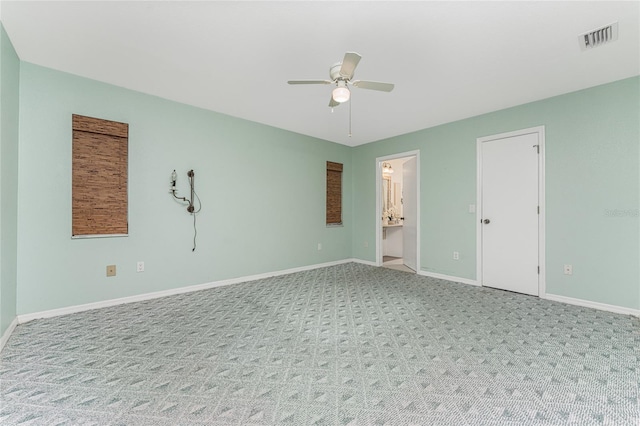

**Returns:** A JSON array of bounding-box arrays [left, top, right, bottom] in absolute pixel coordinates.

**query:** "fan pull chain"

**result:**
[[348, 96, 352, 137]]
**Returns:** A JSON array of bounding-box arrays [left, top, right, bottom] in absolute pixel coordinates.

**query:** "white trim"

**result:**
[[375, 150, 420, 271], [418, 270, 479, 286], [538, 127, 546, 297], [351, 258, 378, 267], [476, 139, 483, 287], [476, 126, 546, 296], [71, 233, 128, 239], [376, 159, 382, 266], [17, 259, 354, 324], [544, 293, 640, 317], [0, 317, 19, 352]]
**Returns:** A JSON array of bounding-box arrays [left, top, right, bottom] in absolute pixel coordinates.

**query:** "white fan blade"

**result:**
[[339, 52, 361, 79], [352, 80, 394, 92], [329, 96, 340, 108], [288, 80, 332, 85]]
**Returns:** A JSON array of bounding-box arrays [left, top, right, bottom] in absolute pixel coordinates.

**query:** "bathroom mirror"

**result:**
[[382, 176, 392, 213]]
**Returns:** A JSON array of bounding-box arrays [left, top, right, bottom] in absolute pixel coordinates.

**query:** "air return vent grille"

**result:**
[[579, 22, 618, 51]]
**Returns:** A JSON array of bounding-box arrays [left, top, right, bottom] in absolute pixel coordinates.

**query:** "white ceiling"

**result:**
[[2, 1, 638, 146]]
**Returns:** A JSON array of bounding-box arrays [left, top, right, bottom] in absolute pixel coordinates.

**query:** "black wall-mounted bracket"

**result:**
[[170, 169, 195, 213]]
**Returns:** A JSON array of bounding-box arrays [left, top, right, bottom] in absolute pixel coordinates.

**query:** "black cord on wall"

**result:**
[[171, 169, 202, 251], [190, 173, 202, 251]]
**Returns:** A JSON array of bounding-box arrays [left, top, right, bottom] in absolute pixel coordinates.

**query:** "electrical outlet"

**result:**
[[468, 204, 476, 213], [564, 264, 573, 275], [453, 251, 460, 260], [317, 243, 322, 251], [136, 261, 144, 273], [363, 241, 368, 248], [106, 265, 116, 277]]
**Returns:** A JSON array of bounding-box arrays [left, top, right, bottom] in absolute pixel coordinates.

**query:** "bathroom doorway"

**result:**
[[376, 151, 420, 273]]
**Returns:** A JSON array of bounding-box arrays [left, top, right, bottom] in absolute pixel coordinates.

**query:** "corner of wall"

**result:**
[[0, 21, 20, 343]]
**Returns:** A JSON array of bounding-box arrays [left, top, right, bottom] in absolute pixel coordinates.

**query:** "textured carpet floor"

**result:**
[[1, 263, 639, 425]]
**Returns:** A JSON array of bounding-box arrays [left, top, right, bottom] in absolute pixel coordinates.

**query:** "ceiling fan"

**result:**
[[288, 52, 394, 108]]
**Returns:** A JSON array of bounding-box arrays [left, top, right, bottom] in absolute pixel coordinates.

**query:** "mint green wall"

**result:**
[[10, 61, 640, 317], [16, 63, 352, 315], [0, 23, 20, 336], [353, 77, 639, 310]]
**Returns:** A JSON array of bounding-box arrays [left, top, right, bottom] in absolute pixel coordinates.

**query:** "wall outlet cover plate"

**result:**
[[106, 265, 116, 277]]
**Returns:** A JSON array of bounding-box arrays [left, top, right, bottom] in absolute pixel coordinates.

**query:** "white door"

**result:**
[[402, 157, 417, 272], [481, 132, 539, 295]]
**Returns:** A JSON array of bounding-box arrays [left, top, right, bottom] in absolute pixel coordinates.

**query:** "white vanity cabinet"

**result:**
[[382, 224, 403, 257]]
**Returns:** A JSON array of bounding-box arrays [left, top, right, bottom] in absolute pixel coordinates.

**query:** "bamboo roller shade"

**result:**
[[326, 161, 343, 225], [72, 114, 129, 237]]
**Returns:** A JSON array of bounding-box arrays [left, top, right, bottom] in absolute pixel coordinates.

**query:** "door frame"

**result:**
[[476, 126, 546, 296], [376, 150, 420, 270]]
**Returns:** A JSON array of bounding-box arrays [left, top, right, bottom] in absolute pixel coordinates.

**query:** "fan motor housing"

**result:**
[[330, 62, 346, 81]]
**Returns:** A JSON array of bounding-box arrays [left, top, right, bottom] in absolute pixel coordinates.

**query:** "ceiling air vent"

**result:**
[[579, 22, 618, 51]]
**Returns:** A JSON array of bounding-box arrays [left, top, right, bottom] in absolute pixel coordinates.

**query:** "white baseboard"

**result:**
[[418, 270, 479, 286], [353, 260, 480, 287], [351, 258, 378, 267], [17, 258, 354, 324], [543, 293, 640, 317], [416, 274, 638, 317], [0, 317, 19, 352]]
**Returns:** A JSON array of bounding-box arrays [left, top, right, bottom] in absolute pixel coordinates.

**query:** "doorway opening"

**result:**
[[376, 151, 420, 273]]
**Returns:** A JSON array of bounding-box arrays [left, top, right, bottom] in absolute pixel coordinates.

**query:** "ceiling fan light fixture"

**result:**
[[332, 81, 350, 103], [287, 52, 393, 113]]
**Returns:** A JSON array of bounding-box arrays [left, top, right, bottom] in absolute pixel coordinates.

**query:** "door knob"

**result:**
[[483, 219, 490, 224]]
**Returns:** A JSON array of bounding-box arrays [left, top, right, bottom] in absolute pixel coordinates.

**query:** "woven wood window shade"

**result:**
[[326, 161, 343, 225], [72, 114, 129, 237]]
